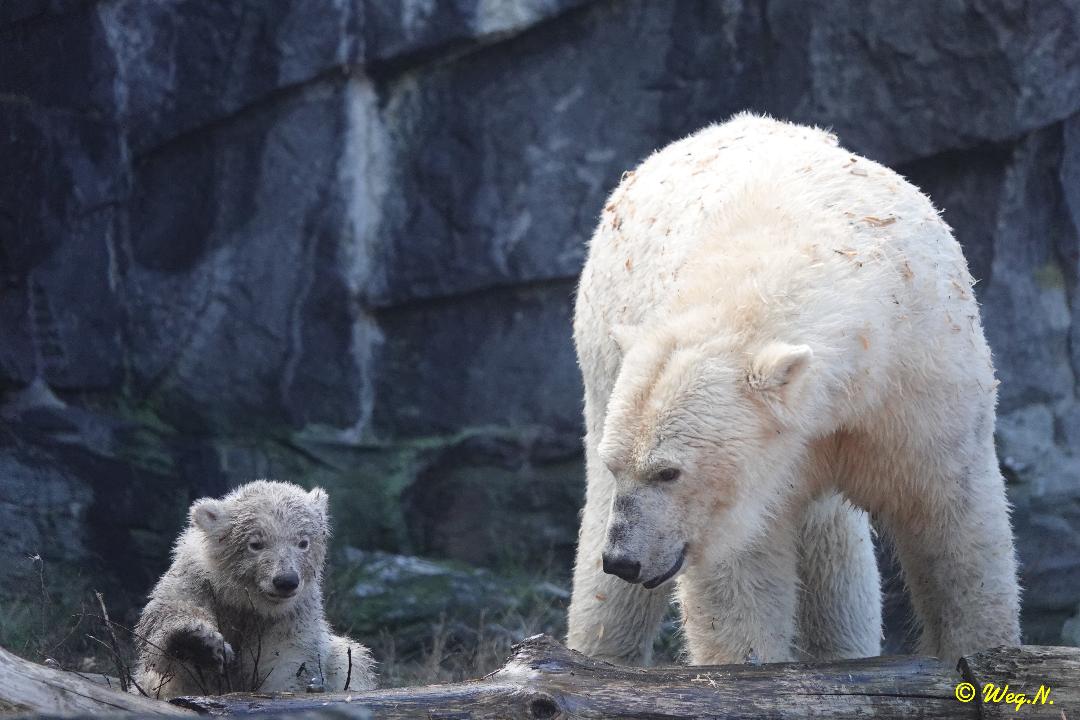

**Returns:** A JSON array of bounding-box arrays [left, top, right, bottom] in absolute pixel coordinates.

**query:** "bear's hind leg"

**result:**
[[795, 492, 882, 660], [883, 452, 1020, 661]]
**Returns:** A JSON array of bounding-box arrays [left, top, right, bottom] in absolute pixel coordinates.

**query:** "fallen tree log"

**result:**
[[2, 636, 1074, 718], [0, 645, 192, 716], [172, 635, 1080, 719]]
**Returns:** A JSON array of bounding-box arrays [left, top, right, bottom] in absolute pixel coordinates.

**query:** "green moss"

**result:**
[[313, 450, 421, 553], [280, 424, 581, 559], [1034, 262, 1066, 290], [112, 426, 177, 476], [412, 458, 583, 573], [322, 549, 570, 668]]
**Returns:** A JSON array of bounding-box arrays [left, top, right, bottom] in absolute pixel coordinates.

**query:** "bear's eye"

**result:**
[[297, 539, 309, 550], [653, 468, 681, 483], [248, 540, 265, 552]]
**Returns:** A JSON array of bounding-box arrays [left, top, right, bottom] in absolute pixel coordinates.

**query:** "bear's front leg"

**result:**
[[677, 525, 799, 665], [136, 599, 235, 698], [795, 491, 882, 660], [142, 617, 234, 697], [566, 441, 672, 665]]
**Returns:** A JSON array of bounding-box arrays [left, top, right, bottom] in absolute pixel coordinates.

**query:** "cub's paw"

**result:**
[[168, 623, 234, 674]]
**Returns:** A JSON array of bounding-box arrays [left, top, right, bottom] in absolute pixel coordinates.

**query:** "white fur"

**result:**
[[135, 481, 375, 698], [566, 113, 1020, 664]]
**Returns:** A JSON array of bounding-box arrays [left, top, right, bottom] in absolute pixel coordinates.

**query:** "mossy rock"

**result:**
[[325, 548, 569, 659]]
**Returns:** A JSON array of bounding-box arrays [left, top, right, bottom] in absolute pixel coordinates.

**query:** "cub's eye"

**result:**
[[653, 468, 681, 483], [297, 539, 309, 550], [248, 541, 265, 552]]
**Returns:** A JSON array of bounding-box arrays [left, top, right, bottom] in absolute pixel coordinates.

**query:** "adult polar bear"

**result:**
[[566, 114, 1020, 665]]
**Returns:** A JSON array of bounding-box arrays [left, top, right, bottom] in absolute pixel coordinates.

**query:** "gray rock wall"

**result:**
[[1, 0, 1078, 650]]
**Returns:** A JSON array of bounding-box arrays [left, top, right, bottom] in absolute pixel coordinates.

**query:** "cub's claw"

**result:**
[[169, 624, 234, 673]]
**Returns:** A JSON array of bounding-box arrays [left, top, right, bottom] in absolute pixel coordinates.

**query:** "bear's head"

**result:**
[[596, 321, 817, 589], [190, 480, 330, 616]]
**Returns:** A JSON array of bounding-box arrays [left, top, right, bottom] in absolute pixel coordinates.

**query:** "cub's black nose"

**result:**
[[272, 571, 300, 593], [602, 553, 641, 582]]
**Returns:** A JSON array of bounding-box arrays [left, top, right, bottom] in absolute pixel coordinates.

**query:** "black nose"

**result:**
[[272, 571, 300, 593], [602, 553, 641, 582]]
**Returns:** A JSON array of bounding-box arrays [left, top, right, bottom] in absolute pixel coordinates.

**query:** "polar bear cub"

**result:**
[[566, 113, 1020, 664], [134, 480, 375, 698]]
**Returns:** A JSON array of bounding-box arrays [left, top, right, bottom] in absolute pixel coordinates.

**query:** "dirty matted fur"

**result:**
[[134, 480, 375, 698]]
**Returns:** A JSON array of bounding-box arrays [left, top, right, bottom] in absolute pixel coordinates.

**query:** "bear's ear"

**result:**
[[308, 487, 329, 517], [610, 324, 642, 355], [747, 342, 813, 393], [191, 498, 230, 537]]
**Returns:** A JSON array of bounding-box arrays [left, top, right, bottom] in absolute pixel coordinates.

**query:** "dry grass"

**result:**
[[368, 601, 685, 687], [0, 559, 128, 682], [370, 604, 563, 687]]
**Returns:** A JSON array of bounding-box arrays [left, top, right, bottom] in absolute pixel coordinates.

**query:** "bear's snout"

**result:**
[[272, 570, 300, 595], [601, 552, 641, 583]]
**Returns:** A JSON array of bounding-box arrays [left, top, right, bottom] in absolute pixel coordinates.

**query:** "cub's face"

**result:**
[[192, 483, 330, 616], [597, 336, 813, 588]]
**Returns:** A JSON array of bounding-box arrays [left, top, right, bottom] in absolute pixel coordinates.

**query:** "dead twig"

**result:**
[[93, 591, 130, 692], [29, 554, 48, 651]]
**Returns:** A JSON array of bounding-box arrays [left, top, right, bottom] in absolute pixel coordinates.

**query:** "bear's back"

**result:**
[[575, 114, 986, 424], [580, 113, 966, 328]]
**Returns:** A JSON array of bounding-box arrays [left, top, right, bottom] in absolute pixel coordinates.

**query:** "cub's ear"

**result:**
[[610, 324, 642, 355], [747, 342, 813, 393], [308, 487, 329, 517], [191, 498, 229, 536]]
